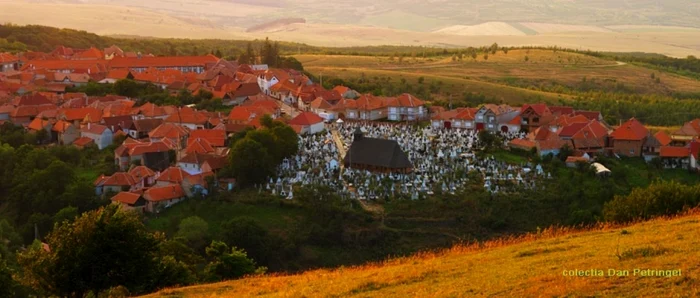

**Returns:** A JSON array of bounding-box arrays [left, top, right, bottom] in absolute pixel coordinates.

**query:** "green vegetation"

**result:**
[[226, 115, 299, 188], [604, 181, 700, 223]]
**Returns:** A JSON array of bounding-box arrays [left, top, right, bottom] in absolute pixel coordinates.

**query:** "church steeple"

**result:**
[[353, 127, 364, 141]]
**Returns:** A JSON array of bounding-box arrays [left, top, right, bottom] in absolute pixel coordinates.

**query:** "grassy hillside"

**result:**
[[144, 212, 700, 297]]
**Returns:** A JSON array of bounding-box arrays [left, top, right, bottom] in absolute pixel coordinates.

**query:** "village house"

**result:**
[[129, 118, 164, 139], [102, 115, 133, 135], [110, 191, 147, 212], [128, 165, 158, 189], [137, 103, 169, 120], [108, 55, 219, 73], [189, 129, 227, 148], [1, 53, 20, 72], [345, 94, 388, 121], [671, 119, 700, 146], [143, 184, 187, 213], [114, 139, 172, 171], [73, 137, 95, 149], [221, 83, 263, 106], [201, 155, 228, 174], [148, 123, 190, 149], [659, 146, 691, 169], [475, 104, 520, 132], [431, 108, 476, 130], [610, 118, 649, 157], [94, 172, 137, 196], [182, 172, 214, 197], [288, 112, 325, 135], [52, 120, 79, 145], [519, 104, 555, 133], [387, 94, 426, 121], [178, 153, 216, 175], [164, 109, 209, 130], [80, 123, 113, 150], [156, 166, 191, 187], [308, 97, 336, 121], [569, 120, 609, 154], [27, 118, 53, 140]]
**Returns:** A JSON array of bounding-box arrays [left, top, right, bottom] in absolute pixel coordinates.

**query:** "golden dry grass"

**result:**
[[144, 211, 700, 298]]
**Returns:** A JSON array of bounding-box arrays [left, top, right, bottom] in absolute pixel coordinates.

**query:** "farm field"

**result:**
[[143, 211, 700, 298], [295, 49, 700, 104]]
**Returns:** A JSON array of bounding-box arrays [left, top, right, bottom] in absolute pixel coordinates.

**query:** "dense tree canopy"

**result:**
[[16, 206, 184, 297]]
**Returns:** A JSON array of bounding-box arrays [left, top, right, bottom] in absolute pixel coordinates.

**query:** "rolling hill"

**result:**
[[144, 212, 700, 297], [3, 0, 700, 56]]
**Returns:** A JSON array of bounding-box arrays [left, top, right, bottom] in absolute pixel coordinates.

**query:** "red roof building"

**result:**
[[611, 118, 649, 157]]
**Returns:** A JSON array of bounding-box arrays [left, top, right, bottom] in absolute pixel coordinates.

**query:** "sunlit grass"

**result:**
[[143, 210, 700, 298]]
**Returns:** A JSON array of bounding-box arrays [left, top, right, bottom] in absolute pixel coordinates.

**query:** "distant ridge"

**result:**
[[247, 18, 307, 33]]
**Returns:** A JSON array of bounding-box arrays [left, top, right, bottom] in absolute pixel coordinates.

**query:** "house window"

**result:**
[[533, 117, 540, 123], [630, 149, 635, 155], [477, 115, 483, 120]]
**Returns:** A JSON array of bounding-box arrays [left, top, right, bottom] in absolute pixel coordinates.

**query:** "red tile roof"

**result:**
[[673, 119, 700, 137], [558, 122, 588, 138], [129, 166, 156, 179], [81, 124, 109, 135], [148, 123, 190, 140], [189, 129, 226, 147], [521, 103, 550, 116], [111, 192, 142, 205], [654, 131, 672, 146], [109, 55, 219, 69], [144, 184, 185, 202], [14, 93, 52, 106], [509, 138, 537, 150], [388, 93, 425, 107], [129, 141, 172, 156], [659, 146, 690, 158], [52, 120, 73, 133], [157, 167, 191, 184], [101, 172, 137, 187], [73, 137, 95, 147], [165, 110, 209, 125], [611, 118, 648, 141], [60, 107, 102, 122], [28, 118, 51, 131], [353, 94, 387, 111], [185, 138, 215, 155], [289, 112, 324, 126], [309, 97, 332, 109], [0, 52, 19, 62]]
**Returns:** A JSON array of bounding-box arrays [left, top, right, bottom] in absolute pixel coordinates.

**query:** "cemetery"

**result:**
[[265, 121, 553, 200]]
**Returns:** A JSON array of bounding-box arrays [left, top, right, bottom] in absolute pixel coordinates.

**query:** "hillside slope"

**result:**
[[145, 213, 700, 297]]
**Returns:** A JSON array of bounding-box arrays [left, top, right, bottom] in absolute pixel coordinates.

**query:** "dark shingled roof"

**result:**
[[343, 129, 412, 170]]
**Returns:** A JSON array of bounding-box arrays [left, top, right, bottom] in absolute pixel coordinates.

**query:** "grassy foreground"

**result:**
[[144, 212, 700, 297]]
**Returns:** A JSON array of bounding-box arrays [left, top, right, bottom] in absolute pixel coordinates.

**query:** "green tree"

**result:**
[[0, 258, 18, 298], [483, 53, 489, 61], [52, 206, 78, 225], [16, 206, 183, 297], [229, 138, 274, 188], [203, 241, 257, 282], [175, 216, 210, 251], [478, 130, 498, 152], [221, 217, 277, 267], [603, 181, 700, 223]]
